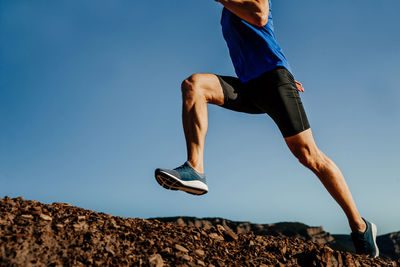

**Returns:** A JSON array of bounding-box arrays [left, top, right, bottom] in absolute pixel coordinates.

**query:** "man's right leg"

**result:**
[[154, 74, 225, 195], [181, 74, 225, 173]]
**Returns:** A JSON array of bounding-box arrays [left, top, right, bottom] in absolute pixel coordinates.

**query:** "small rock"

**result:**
[[177, 218, 186, 226], [181, 254, 192, 261], [148, 254, 164, 267], [21, 214, 33, 220], [161, 247, 172, 254], [73, 223, 82, 230], [194, 249, 205, 257], [224, 230, 238, 241], [40, 214, 52, 221], [280, 245, 287, 255], [31, 210, 41, 215], [209, 233, 224, 241], [197, 259, 206, 266], [217, 224, 225, 235], [105, 244, 115, 256], [109, 219, 119, 228], [175, 244, 189, 253]]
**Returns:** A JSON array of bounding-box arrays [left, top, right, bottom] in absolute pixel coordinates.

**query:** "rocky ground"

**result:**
[[153, 217, 400, 261], [0, 197, 398, 266]]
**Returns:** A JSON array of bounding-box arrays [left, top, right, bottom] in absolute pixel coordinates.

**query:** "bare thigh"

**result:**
[[183, 73, 225, 105]]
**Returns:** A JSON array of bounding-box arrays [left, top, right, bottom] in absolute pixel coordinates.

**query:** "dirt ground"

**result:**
[[0, 197, 397, 266]]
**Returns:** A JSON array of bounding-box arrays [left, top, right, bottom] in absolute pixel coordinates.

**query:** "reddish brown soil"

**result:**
[[0, 197, 397, 266]]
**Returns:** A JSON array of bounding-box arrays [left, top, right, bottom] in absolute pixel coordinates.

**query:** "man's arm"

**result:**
[[216, 0, 269, 27]]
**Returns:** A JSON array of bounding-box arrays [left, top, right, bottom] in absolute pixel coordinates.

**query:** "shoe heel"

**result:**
[[371, 222, 379, 258]]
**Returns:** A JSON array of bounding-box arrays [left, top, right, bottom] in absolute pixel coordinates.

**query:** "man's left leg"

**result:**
[[245, 68, 367, 233], [244, 67, 378, 256], [285, 129, 379, 257], [284, 128, 365, 232]]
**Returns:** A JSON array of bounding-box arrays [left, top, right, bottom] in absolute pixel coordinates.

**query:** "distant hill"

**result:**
[[151, 216, 400, 261]]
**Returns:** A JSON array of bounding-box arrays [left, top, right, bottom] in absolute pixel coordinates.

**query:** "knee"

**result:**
[[181, 74, 204, 100], [293, 146, 321, 171]]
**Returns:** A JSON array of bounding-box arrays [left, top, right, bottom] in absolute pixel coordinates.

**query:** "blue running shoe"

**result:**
[[155, 162, 208, 195], [351, 218, 379, 258]]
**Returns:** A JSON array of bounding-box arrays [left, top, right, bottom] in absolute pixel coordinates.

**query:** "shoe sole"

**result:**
[[371, 222, 379, 258], [155, 169, 208, 196]]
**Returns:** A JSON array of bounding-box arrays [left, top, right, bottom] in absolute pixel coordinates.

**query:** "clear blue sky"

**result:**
[[1, 1, 399, 235]]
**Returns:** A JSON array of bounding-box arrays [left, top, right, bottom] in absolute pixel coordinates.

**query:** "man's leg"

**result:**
[[284, 129, 366, 232], [154, 73, 224, 195], [180, 73, 225, 173], [156, 73, 256, 195]]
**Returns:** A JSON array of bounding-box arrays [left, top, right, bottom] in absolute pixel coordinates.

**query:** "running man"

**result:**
[[155, 0, 379, 257]]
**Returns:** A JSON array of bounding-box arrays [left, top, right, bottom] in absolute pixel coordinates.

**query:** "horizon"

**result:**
[[1, 0, 399, 235]]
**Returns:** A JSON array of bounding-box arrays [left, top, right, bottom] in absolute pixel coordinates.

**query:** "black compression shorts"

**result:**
[[216, 67, 310, 138]]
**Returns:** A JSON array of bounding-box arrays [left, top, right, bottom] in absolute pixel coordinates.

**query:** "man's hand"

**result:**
[[295, 81, 304, 92]]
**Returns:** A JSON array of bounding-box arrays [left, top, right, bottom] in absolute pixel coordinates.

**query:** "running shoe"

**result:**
[[155, 162, 208, 195], [351, 218, 379, 258]]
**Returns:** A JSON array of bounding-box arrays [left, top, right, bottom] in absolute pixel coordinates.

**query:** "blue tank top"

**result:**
[[220, 0, 291, 82]]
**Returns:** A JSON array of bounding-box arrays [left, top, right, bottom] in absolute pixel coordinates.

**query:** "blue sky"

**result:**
[[1, 0, 399, 235]]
